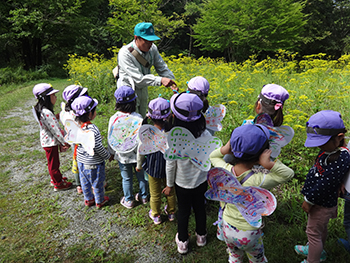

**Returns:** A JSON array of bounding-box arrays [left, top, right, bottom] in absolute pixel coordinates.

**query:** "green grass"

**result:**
[[0, 78, 349, 263]]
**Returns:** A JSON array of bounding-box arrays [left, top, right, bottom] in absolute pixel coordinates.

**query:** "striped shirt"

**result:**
[[76, 123, 110, 165]]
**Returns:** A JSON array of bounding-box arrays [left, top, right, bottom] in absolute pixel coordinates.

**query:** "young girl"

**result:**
[[61, 84, 88, 194], [33, 83, 72, 191], [71, 96, 110, 208], [225, 84, 290, 164], [187, 76, 210, 113], [162, 92, 209, 254], [253, 83, 289, 127], [108, 86, 148, 209], [136, 97, 176, 224], [294, 110, 350, 263], [210, 124, 294, 262]]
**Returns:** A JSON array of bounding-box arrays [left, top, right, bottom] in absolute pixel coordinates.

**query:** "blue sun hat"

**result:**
[[114, 86, 137, 104], [230, 124, 270, 158], [134, 22, 160, 41], [71, 96, 98, 116], [305, 110, 346, 147]]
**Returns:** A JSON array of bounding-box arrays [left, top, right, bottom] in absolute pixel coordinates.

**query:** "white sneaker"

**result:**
[[196, 232, 207, 246], [175, 233, 189, 254]]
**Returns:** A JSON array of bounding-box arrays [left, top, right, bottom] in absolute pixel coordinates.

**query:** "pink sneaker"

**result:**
[[175, 233, 189, 254], [196, 232, 207, 246], [120, 197, 134, 209], [135, 193, 148, 204]]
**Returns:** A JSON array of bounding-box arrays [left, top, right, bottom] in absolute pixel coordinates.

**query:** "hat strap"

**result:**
[[38, 87, 53, 99], [148, 107, 170, 116], [188, 88, 208, 97], [174, 92, 202, 118], [120, 93, 135, 103], [68, 87, 83, 105], [259, 93, 281, 106], [306, 126, 346, 135], [85, 99, 95, 112]]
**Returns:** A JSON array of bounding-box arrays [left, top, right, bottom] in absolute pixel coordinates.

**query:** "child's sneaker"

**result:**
[[85, 198, 95, 207], [76, 186, 83, 194], [135, 193, 148, 204], [120, 197, 134, 209], [148, 209, 162, 225], [51, 177, 67, 186], [338, 238, 350, 253], [164, 205, 175, 221], [175, 233, 189, 254], [196, 232, 207, 246], [54, 180, 72, 191], [294, 244, 327, 261], [96, 196, 109, 209]]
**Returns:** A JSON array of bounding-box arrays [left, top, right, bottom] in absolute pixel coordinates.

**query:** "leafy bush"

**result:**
[[65, 49, 350, 181], [64, 48, 118, 103], [0, 66, 49, 85]]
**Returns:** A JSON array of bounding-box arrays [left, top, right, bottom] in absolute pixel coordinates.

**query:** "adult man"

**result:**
[[114, 22, 177, 116]]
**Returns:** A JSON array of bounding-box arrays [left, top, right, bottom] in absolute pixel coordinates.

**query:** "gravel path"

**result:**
[[3, 98, 180, 262]]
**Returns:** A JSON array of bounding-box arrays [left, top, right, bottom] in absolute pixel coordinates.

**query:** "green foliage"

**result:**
[[192, 0, 307, 61], [64, 49, 118, 103], [107, 0, 186, 45], [0, 66, 49, 85]]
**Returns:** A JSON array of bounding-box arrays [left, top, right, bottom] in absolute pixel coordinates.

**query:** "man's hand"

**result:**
[[161, 77, 176, 88]]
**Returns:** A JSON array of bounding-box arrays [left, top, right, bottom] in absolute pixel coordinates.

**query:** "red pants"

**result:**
[[43, 145, 63, 185]]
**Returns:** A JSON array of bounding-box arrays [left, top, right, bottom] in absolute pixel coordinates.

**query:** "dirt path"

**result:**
[[3, 98, 179, 262]]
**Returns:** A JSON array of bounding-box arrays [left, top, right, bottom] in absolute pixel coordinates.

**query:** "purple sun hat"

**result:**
[[147, 97, 171, 119], [259, 84, 289, 111], [62, 85, 88, 102], [71, 96, 98, 116], [187, 76, 210, 95], [170, 92, 203, 122], [230, 124, 270, 158], [304, 110, 346, 147], [33, 83, 59, 99], [114, 86, 137, 104]]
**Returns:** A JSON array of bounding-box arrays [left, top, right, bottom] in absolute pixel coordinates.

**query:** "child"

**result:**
[[108, 86, 148, 209], [62, 84, 88, 194], [225, 83, 290, 164], [162, 92, 210, 254], [136, 97, 176, 224], [33, 83, 72, 191], [253, 83, 289, 127], [294, 110, 350, 263], [210, 124, 294, 262], [71, 96, 110, 208], [187, 76, 210, 113]]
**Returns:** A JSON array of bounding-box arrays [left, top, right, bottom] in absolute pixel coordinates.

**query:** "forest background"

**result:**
[[1, 0, 350, 80]]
